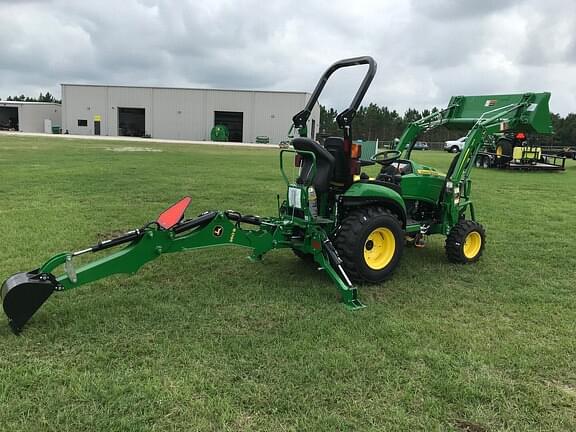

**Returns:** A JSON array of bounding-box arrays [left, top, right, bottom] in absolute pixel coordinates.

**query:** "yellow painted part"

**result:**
[[416, 169, 443, 176], [496, 146, 503, 156], [353, 175, 375, 182], [463, 231, 482, 259], [364, 227, 396, 270], [513, 146, 541, 160]]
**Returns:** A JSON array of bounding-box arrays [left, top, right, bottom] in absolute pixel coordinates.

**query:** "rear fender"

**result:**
[[342, 183, 406, 227]]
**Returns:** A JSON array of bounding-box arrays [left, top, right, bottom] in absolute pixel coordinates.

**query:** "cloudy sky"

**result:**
[[1, 0, 575, 115]]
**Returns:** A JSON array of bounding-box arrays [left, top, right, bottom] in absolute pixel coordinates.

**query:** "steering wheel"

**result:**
[[370, 150, 402, 167]]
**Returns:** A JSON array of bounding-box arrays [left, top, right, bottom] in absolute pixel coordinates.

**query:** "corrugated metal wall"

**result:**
[[61, 85, 108, 135], [0, 103, 61, 133], [61, 85, 319, 143]]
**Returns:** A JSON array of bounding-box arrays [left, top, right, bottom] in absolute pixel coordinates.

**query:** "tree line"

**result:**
[[1, 92, 61, 103], [320, 104, 576, 146]]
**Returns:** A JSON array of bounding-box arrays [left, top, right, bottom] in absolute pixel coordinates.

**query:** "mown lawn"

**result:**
[[0, 135, 575, 431]]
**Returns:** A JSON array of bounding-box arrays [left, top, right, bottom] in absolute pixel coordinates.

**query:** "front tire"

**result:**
[[334, 207, 404, 283], [451, 146, 460, 153], [445, 220, 486, 263]]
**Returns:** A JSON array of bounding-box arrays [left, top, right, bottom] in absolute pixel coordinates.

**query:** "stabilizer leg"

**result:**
[[314, 240, 365, 310]]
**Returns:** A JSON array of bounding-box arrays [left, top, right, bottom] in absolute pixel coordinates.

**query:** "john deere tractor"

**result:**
[[474, 130, 565, 171], [1, 56, 554, 333]]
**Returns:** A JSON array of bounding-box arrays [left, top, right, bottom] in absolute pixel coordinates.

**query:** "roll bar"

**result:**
[[292, 56, 377, 130]]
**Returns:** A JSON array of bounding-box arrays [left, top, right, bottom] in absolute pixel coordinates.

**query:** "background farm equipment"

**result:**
[[210, 124, 230, 142], [475, 131, 566, 171]]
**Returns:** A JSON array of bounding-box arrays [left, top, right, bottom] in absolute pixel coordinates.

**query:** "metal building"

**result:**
[[61, 84, 320, 143], [0, 101, 61, 133]]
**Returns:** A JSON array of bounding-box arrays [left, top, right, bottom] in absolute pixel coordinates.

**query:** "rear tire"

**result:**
[[495, 138, 513, 167], [446, 220, 486, 263], [451, 146, 460, 153], [334, 207, 404, 283]]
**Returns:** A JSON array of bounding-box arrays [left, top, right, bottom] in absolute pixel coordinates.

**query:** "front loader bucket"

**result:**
[[1, 271, 55, 334]]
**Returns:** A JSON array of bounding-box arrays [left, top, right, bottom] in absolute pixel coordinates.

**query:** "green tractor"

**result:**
[[474, 130, 565, 171], [210, 124, 229, 142], [1, 57, 554, 333]]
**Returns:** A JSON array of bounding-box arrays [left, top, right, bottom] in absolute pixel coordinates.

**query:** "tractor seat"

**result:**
[[292, 137, 335, 193], [323, 137, 349, 185]]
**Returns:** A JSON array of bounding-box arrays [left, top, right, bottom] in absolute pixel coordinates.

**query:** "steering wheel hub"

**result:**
[[370, 150, 402, 166]]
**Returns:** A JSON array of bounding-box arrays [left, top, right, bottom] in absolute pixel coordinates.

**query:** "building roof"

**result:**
[[0, 101, 61, 106], [61, 83, 310, 96]]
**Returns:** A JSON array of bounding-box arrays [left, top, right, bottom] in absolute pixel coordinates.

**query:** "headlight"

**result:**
[[453, 184, 461, 205]]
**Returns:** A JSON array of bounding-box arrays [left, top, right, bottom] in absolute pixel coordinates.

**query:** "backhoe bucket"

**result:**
[[1, 271, 55, 333]]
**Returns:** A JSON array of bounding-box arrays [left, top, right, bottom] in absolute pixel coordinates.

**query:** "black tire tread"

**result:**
[[445, 220, 486, 263], [334, 207, 402, 283]]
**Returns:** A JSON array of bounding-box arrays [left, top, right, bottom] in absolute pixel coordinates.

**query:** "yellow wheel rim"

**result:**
[[463, 231, 482, 259], [496, 146, 503, 156], [364, 227, 396, 270]]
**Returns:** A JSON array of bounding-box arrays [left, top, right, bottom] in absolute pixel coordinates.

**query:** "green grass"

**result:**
[[1, 136, 575, 431]]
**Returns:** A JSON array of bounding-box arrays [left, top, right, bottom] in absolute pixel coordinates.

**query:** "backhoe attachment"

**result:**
[[2, 197, 361, 333]]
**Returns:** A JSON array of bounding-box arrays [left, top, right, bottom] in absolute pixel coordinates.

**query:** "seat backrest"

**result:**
[[292, 137, 335, 193], [323, 137, 349, 185]]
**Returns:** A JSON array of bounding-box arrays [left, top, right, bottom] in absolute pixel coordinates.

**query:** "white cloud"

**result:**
[[0, 0, 574, 115]]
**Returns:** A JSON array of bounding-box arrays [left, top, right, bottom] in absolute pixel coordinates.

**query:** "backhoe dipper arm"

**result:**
[[42, 213, 284, 291], [1, 212, 286, 333]]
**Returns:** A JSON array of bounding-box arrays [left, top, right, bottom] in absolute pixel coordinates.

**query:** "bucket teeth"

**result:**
[[1, 271, 56, 334]]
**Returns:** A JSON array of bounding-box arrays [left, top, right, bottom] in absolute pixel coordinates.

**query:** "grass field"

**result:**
[[1, 135, 575, 431]]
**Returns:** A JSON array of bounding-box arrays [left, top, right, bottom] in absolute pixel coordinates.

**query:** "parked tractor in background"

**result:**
[[475, 130, 566, 171], [210, 124, 230, 142]]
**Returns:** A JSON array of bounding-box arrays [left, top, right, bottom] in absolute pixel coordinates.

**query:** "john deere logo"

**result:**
[[213, 226, 224, 237]]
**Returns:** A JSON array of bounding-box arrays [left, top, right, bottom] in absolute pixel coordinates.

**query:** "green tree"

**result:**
[[319, 105, 338, 136]]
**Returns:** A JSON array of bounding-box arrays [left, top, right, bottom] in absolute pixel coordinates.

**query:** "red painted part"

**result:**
[[515, 132, 526, 140], [311, 240, 322, 250], [157, 196, 192, 229], [350, 159, 361, 175], [343, 137, 352, 153]]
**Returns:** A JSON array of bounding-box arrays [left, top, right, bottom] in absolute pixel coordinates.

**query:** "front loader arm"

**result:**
[[396, 104, 458, 158], [396, 123, 423, 156], [441, 98, 545, 231]]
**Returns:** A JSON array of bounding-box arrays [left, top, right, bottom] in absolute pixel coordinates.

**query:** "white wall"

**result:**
[[62, 85, 107, 135], [152, 88, 206, 140], [0, 103, 61, 133], [61, 85, 320, 143]]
